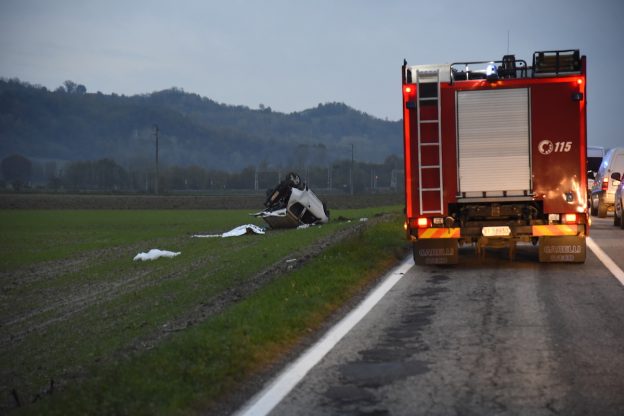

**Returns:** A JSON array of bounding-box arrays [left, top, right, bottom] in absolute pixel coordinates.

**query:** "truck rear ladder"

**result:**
[[416, 69, 443, 214]]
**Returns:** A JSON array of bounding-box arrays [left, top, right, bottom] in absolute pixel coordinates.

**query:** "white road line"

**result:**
[[587, 237, 624, 286], [234, 256, 415, 416]]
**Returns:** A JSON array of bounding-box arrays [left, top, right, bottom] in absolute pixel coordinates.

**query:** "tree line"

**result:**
[[1, 154, 404, 194]]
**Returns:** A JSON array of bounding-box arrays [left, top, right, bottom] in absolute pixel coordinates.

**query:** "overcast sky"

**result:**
[[1, 0, 622, 149]]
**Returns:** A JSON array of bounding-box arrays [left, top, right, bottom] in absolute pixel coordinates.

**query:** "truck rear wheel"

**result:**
[[590, 196, 598, 216], [597, 202, 608, 218], [616, 203, 624, 229]]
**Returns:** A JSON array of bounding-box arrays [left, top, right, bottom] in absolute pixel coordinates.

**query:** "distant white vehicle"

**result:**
[[253, 172, 329, 228], [590, 147, 624, 217], [587, 146, 605, 207], [612, 172, 624, 228]]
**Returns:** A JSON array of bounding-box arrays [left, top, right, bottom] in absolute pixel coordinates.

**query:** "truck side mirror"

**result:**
[[611, 172, 621, 181]]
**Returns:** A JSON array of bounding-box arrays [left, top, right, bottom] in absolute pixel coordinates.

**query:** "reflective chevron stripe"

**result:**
[[532, 225, 578, 236], [418, 228, 461, 239]]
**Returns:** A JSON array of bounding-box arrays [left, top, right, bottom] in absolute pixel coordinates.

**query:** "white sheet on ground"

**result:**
[[192, 224, 265, 238], [133, 249, 181, 261]]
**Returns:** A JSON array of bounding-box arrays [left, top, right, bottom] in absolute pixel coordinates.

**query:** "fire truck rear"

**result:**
[[401, 49, 588, 264]]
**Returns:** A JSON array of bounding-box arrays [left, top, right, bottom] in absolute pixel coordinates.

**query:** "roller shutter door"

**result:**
[[457, 88, 530, 196]]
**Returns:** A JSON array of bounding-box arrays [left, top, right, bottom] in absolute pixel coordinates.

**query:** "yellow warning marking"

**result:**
[[418, 228, 460, 239], [532, 225, 578, 236]]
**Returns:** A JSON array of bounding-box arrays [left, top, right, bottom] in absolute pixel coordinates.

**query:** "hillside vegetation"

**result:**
[[0, 79, 402, 172]]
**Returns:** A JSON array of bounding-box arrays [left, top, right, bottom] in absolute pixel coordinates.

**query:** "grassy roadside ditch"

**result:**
[[2, 208, 408, 415]]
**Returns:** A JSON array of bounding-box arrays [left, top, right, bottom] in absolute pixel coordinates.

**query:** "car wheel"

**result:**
[[287, 172, 300, 186], [597, 202, 607, 218], [615, 210, 622, 226], [590, 197, 598, 216]]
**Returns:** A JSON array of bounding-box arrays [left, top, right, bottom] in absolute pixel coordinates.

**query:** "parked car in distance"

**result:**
[[587, 146, 605, 207], [613, 172, 624, 228], [590, 147, 624, 217]]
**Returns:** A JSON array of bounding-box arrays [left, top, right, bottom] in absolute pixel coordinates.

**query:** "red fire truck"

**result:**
[[401, 49, 588, 264]]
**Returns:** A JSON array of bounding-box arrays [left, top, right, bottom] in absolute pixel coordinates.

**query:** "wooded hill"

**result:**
[[0, 79, 402, 172]]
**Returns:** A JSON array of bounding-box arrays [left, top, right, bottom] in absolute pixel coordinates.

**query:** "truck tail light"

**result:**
[[403, 85, 416, 98], [563, 213, 577, 224], [602, 177, 609, 191], [417, 217, 430, 228]]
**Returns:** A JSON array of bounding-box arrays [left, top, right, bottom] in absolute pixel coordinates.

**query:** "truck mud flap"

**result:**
[[538, 236, 586, 263], [413, 239, 459, 265]]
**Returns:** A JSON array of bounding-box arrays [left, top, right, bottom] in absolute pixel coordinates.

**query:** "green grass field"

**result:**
[[0, 207, 407, 415]]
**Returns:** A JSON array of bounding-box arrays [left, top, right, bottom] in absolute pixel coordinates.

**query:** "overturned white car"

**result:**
[[253, 172, 329, 228]]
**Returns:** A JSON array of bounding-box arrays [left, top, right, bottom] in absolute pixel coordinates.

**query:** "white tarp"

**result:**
[[192, 224, 265, 238], [133, 249, 181, 261]]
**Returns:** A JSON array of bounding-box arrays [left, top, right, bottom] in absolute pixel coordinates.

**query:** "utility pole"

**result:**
[[350, 143, 354, 195], [306, 166, 310, 188], [371, 168, 375, 190], [328, 164, 332, 191], [153, 124, 159, 194]]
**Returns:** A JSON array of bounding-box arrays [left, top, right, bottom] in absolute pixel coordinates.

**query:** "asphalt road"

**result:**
[[268, 217, 624, 416]]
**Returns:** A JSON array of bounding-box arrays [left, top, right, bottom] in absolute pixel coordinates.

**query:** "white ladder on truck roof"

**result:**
[[416, 69, 444, 215]]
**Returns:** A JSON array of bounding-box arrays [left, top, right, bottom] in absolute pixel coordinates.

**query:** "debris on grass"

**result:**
[[192, 224, 265, 239], [133, 249, 181, 261], [222, 224, 265, 237]]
